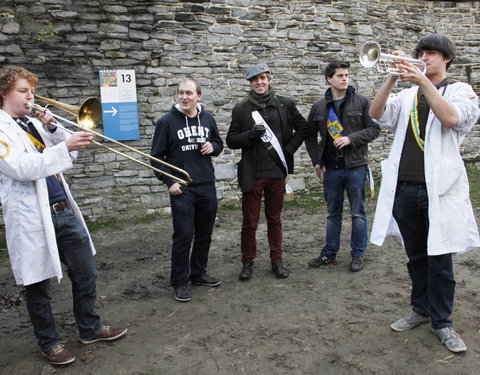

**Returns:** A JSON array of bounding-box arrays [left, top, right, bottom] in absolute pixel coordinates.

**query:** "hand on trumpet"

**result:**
[[65, 131, 94, 152], [387, 50, 407, 77], [397, 60, 427, 85], [389, 50, 426, 83]]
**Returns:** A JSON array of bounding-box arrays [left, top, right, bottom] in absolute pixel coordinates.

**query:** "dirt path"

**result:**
[[1, 203, 479, 375]]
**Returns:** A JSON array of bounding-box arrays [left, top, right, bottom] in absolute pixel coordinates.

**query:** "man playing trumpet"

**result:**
[[0, 66, 127, 365], [369, 35, 480, 353]]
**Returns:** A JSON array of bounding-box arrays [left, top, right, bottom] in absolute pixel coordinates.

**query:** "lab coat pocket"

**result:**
[[437, 157, 463, 196], [14, 205, 45, 232]]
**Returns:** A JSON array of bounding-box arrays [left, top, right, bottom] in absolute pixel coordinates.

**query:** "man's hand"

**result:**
[[168, 182, 182, 196], [397, 60, 427, 85], [389, 50, 407, 73], [65, 131, 93, 152], [333, 136, 351, 150], [315, 164, 326, 180], [34, 110, 56, 129], [248, 125, 266, 139], [199, 141, 214, 155]]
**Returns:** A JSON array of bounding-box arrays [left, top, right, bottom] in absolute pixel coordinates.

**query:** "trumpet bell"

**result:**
[[359, 41, 381, 68], [359, 40, 426, 76]]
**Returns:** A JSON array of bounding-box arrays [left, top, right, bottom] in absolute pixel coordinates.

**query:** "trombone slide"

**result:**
[[28, 100, 192, 185]]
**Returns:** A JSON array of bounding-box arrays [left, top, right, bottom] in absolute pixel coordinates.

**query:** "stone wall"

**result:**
[[1, 0, 479, 220]]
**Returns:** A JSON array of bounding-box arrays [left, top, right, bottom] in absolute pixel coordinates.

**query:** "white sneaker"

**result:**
[[431, 327, 467, 353], [390, 310, 430, 332]]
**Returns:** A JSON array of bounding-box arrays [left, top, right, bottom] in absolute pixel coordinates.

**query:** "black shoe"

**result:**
[[191, 274, 221, 287], [350, 256, 364, 272], [174, 286, 191, 302], [308, 255, 337, 268], [239, 263, 253, 281], [272, 261, 289, 278]]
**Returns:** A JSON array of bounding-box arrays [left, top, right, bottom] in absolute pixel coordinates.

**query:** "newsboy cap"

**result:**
[[245, 63, 270, 81]]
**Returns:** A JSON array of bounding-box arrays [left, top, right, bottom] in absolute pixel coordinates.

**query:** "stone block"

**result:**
[[99, 24, 128, 34], [214, 163, 237, 180], [2, 21, 20, 34], [129, 30, 150, 40]]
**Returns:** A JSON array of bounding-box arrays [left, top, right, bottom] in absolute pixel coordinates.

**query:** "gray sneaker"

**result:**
[[390, 311, 430, 332], [350, 256, 364, 272], [431, 327, 467, 353]]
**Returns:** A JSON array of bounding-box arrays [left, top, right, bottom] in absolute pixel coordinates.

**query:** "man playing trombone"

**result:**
[[369, 35, 480, 353], [0, 66, 127, 365]]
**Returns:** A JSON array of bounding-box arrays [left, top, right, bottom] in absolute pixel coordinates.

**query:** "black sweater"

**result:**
[[150, 104, 223, 187]]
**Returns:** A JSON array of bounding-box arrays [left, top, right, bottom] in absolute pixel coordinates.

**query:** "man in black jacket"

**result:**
[[305, 61, 380, 272], [151, 78, 223, 302], [226, 63, 307, 281]]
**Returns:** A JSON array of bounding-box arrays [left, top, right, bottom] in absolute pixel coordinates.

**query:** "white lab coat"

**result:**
[[0, 109, 95, 286], [370, 82, 480, 255]]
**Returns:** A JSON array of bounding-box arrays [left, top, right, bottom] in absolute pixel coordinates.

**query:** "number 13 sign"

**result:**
[[99, 69, 140, 141]]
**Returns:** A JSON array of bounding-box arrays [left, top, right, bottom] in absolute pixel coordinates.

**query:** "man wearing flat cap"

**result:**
[[227, 63, 307, 281]]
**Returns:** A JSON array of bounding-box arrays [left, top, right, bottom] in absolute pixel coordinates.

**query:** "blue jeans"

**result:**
[[321, 166, 367, 258], [393, 183, 454, 329], [25, 207, 101, 351], [170, 182, 217, 287]]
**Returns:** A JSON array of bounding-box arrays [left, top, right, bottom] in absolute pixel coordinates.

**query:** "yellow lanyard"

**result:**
[[22, 128, 61, 181], [410, 93, 425, 152], [23, 130, 46, 152]]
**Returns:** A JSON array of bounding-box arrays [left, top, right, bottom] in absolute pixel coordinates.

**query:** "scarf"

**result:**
[[247, 86, 276, 108]]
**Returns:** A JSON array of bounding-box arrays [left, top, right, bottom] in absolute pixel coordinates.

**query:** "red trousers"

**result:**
[[241, 178, 285, 264]]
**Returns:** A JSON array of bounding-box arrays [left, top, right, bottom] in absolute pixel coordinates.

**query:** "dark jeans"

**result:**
[[25, 207, 101, 352], [392, 183, 455, 329], [241, 178, 285, 265], [170, 182, 217, 287], [321, 166, 368, 258]]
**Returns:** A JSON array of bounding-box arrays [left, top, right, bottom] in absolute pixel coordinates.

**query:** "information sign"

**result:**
[[98, 69, 140, 141]]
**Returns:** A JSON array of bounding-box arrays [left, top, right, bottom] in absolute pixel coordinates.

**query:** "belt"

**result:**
[[51, 200, 69, 213]]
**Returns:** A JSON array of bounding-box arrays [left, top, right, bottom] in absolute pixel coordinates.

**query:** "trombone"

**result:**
[[29, 95, 192, 185]]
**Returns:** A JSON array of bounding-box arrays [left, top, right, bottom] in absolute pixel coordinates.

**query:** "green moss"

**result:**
[[459, 259, 480, 272], [218, 202, 242, 211], [283, 193, 324, 211], [466, 164, 480, 207], [0, 241, 8, 267], [86, 214, 158, 233]]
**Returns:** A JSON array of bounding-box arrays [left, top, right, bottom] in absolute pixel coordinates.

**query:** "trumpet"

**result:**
[[29, 96, 192, 185], [359, 41, 426, 76]]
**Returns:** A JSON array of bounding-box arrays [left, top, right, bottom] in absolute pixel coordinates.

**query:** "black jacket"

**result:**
[[226, 94, 307, 193], [150, 104, 223, 187], [305, 86, 380, 169]]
